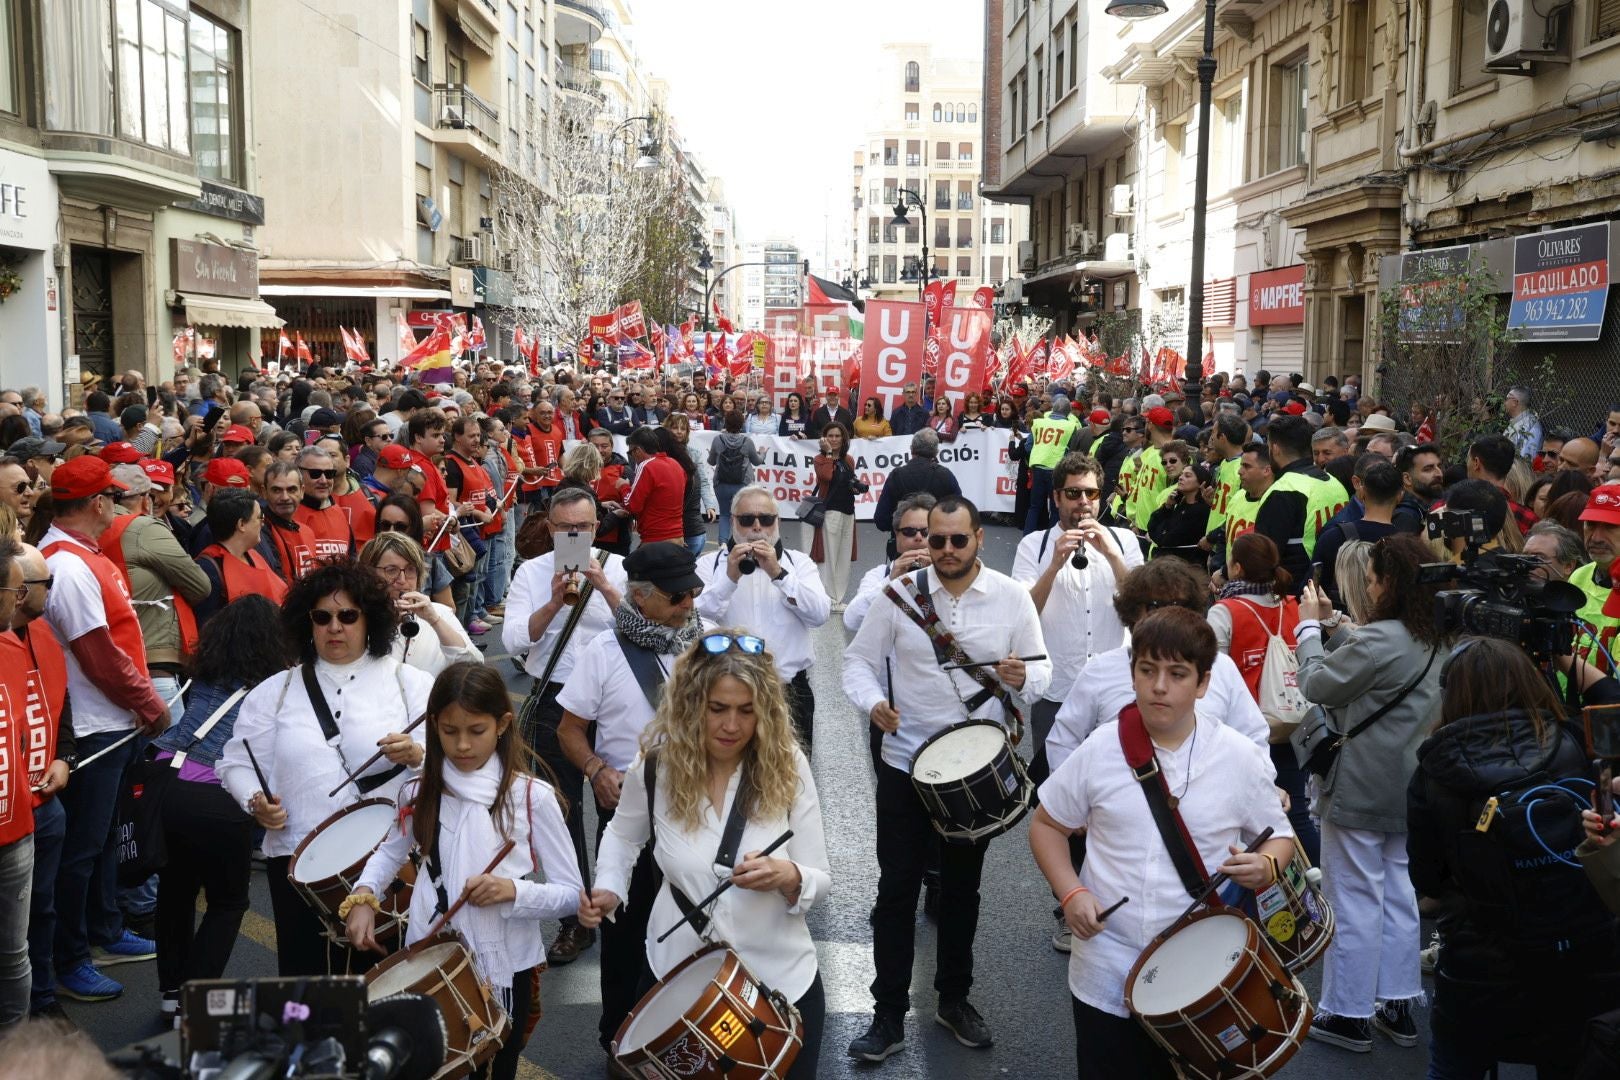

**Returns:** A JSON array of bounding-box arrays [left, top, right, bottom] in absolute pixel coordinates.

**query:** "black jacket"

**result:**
[[806, 404, 853, 439], [1253, 458, 1333, 595], [872, 457, 960, 533], [1091, 432, 1129, 500], [1147, 495, 1210, 563]]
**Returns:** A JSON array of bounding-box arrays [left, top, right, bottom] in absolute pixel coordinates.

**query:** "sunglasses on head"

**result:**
[[735, 513, 776, 527], [897, 525, 928, 539], [309, 607, 362, 626], [701, 633, 765, 656], [927, 533, 973, 550], [302, 468, 337, 480]]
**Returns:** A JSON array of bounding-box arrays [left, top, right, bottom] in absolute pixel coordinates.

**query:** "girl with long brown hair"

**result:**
[[346, 662, 582, 1080]]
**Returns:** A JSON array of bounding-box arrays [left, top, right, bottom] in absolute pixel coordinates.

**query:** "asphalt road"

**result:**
[[72, 519, 1532, 1079]]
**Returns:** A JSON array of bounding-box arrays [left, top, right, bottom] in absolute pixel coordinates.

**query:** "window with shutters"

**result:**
[[1454, 0, 1491, 92], [869, 217, 880, 243], [905, 61, 919, 92], [1594, 0, 1620, 41], [933, 102, 942, 122], [1341, 0, 1372, 104], [882, 255, 897, 283], [883, 139, 898, 166], [906, 139, 921, 166], [957, 256, 972, 278], [1054, 20, 1066, 99], [1265, 57, 1308, 173]]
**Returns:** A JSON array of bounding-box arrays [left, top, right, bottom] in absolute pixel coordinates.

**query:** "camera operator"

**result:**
[[1408, 637, 1620, 1077], [1524, 521, 1586, 583]]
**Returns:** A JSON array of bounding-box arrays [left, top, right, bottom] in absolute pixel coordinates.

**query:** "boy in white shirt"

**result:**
[[1029, 606, 1294, 1078]]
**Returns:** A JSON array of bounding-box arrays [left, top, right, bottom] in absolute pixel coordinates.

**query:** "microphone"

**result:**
[[363, 993, 448, 1080]]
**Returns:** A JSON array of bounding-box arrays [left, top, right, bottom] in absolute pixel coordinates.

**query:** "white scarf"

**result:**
[[439, 757, 520, 1001]]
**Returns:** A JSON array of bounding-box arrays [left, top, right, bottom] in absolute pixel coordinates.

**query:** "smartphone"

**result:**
[[1598, 763, 1615, 828], [552, 528, 594, 573], [1307, 562, 1323, 589], [1586, 704, 1620, 759]]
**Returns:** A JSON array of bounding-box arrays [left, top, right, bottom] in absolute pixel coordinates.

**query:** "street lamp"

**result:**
[[888, 188, 934, 309], [607, 114, 660, 188], [697, 245, 714, 330], [1110, 0, 1204, 398]]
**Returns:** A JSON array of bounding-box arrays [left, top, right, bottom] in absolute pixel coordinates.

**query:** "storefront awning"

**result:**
[[259, 284, 454, 301], [179, 294, 286, 329]]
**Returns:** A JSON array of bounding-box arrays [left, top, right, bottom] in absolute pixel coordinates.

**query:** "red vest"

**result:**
[[41, 533, 149, 678], [201, 544, 288, 606], [416, 460, 452, 553], [0, 632, 35, 842], [267, 517, 317, 583], [99, 510, 199, 659], [4, 623, 68, 812], [295, 500, 355, 562], [335, 487, 379, 546], [513, 424, 564, 494], [448, 453, 501, 539], [1218, 596, 1300, 703]]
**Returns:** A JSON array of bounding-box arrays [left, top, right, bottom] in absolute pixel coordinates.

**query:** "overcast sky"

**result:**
[[631, 0, 986, 274]]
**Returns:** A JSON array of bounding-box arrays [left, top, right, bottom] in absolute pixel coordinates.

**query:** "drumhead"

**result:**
[[367, 942, 461, 999], [620, 950, 728, 1053], [293, 804, 394, 881], [913, 724, 1007, 784], [1130, 913, 1248, 1015]]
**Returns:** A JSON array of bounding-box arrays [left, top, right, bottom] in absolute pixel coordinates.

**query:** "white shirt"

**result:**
[[595, 748, 831, 1000], [218, 654, 434, 858], [40, 525, 140, 736], [555, 622, 713, 771], [696, 545, 830, 679], [843, 561, 894, 633], [358, 773, 582, 968], [1039, 715, 1291, 1016], [1048, 646, 1268, 773], [501, 551, 627, 685], [394, 601, 480, 677], [843, 563, 1051, 771], [1011, 524, 1143, 701]]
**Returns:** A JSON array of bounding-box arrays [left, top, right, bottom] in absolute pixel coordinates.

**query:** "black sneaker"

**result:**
[[1373, 998, 1419, 1047], [847, 1013, 905, 1062], [935, 999, 993, 1048], [1308, 1011, 1373, 1052]]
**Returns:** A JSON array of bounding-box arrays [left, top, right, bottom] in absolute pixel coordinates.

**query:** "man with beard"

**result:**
[[696, 485, 831, 746], [843, 496, 1050, 1062], [555, 543, 709, 1075], [1570, 487, 1620, 673], [292, 447, 353, 561], [1397, 442, 1445, 515], [261, 461, 316, 583]]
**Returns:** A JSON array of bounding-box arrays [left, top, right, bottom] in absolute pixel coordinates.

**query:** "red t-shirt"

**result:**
[[625, 453, 688, 543]]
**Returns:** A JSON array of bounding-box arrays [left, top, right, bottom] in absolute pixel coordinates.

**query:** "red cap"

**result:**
[[1088, 408, 1111, 424], [1581, 486, 1620, 527], [1146, 406, 1175, 429], [1283, 401, 1307, 416], [141, 460, 175, 487], [377, 444, 421, 470], [51, 456, 129, 500], [202, 457, 252, 489], [219, 424, 255, 445], [99, 441, 143, 464]]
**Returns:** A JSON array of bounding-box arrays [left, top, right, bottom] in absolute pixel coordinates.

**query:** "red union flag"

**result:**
[[938, 306, 991, 415], [939, 281, 958, 310], [616, 301, 646, 339], [588, 312, 618, 341], [859, 300, 926, 418], [922, 330, 942, 376], [971, 284, 996, 310]]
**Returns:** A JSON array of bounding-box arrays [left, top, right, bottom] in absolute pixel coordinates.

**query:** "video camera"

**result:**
[[1417, 508, 1583, 662]]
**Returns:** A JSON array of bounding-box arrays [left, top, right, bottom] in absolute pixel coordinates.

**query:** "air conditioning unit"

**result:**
[[497, 253, 516, 273], [441, 104, 467, 128], [1066, 224, 1097, 253], [458, 236, 484, 265], [1103, 232, 1133, 263], [1003, 278, 1024, 304], [1109, 184, 1134, 217], [1017, 240, 1037, 272], [1483, 0, 1565, 71]]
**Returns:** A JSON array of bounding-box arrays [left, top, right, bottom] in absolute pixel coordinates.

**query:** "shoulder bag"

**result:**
[[1291, 645, 1437, 779]]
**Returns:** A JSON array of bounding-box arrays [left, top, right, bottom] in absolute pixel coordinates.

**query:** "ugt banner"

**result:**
[[860, 300, 926, 417], [936, 306, 992, 416]]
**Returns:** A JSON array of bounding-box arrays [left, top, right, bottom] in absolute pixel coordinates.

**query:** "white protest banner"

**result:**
[[860, 300, 926, 418]]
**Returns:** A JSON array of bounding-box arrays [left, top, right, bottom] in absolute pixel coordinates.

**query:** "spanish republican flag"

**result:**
[[399, 321, 454, 383]]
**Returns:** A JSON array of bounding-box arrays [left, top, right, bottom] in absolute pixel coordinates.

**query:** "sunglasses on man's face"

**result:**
[[735, 513, 777, 528], [701, 633, 765, 656], [302, 469, 337, 480], [897, 526, 928, 539], [309, 607, 362, 626], [656, 584, 703, 605], [1061, 486, 1102, 501], [8, 481, 29, 495], [927, 533, 973, 550]]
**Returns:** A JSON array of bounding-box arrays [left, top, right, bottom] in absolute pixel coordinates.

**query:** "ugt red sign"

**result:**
[[859, 301, 926, 417], [937, 306, 991, 415]]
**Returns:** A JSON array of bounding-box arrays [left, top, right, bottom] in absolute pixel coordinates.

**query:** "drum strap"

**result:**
[[644, 751, 754, 939], [616, 632, 669, 712], [1117, 706, 1218, 902], [301, 663, 405, 795], [882, 569, 1023, 744]]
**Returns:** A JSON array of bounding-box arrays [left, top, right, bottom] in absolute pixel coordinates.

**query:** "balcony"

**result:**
[[555, 0, 605, 46], [555, 62, 604, 102], [432, 84, 502, 168]]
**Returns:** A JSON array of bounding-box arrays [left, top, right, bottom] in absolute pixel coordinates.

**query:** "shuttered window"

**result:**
[[1595, 0, 1620, 42]]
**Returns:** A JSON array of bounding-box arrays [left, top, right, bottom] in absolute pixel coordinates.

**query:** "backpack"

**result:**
[[1232, 599, 1308, 738], [715, 438, 748, 484]]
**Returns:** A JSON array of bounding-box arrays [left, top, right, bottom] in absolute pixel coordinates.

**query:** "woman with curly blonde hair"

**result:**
[[578, 630, 831, 1078]]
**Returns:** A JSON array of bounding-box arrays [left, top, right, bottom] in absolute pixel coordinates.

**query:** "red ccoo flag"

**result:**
[[294, 331, 314, 366]]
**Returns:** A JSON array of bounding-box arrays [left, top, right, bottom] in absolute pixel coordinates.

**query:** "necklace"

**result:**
[[1165, 724, 1197, 809]]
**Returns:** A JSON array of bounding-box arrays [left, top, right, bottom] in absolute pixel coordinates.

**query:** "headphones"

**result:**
[[1438, 637, 1481, 691]]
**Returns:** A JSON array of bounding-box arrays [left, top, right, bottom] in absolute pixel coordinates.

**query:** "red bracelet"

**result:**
[[1059, 884, 1089, 910]]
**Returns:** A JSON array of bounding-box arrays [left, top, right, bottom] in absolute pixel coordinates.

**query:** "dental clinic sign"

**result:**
[[1509, 222, 1610, 341]]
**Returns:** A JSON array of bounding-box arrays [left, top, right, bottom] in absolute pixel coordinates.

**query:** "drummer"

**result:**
[[218, 560, 434, 976], [1028, 608, 1293, 1079], [841, 496, 1050, 1062], [577, 631, 831, 1079]]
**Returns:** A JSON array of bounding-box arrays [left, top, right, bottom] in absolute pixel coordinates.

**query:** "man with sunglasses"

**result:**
[[0, 457, 36, 531], [595, 388, 636, 436], [291, 447, 355, 562], [556, 542, 712, 1068], [843, 495, 1051, 1061], [696, 486, 831, 746], [844, 493, 936, 636]]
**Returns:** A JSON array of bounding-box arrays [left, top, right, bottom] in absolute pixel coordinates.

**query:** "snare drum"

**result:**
[[1125, 909, 1312, 1080], [1237, 840, 1334, 972], [910, 720, 1033, 844], [614, 943, 802, 1080], [366, 931, 510, 1079], [287, 798, 415, 947]]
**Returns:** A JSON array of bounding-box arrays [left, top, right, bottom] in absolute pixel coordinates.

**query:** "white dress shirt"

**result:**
[[595, 748, 831, 1000], [555, 621, 713, 771], [218, 654, 434, 858], [696, 546, 829, 679], [393, 601, 480, 677], [1011, 524, 1143, 702], [843, 563, 1051, 771], [1039, 715, 1291, 1016], [1047, 646, 1268, 773], [501, 550, 627, 684], [358, 773, 582, 968], [843, 561, 893, 633]]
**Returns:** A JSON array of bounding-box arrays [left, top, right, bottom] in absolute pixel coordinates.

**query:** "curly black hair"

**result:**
[[280, 558, 399, 663], [190, 595, 291, 687]]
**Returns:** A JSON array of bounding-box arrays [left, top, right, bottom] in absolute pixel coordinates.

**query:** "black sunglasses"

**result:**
[[928, 533, 973, 550], [656, 584, 704, 605], [309, 607, 362, 626], [701, 633, 765, 656], [9, 481, 29, 495], [301, 468, 337, 480], [736, 513, 777, 527], [24, 576, 53, 589], [897, 526, 928, 539], [376, 521, 413, 534], [1061, 486, 1102, 500]]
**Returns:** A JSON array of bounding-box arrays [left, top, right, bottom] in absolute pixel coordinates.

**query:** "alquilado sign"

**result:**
[[1509, 221, 1610, 341]]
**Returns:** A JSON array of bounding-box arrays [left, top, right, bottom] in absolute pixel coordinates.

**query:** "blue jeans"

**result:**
[[685, 533, 706, 557], [482, 511, 517, 610], [28, 797, 65, 1009], [0, 834, 33, 1029], [1023, 466, 1054, 535], [54, 729, 137, 971], [715, 482, 743, 543]]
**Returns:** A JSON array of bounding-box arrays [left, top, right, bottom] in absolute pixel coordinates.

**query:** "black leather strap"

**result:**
[[1118, 708, 1212, 900], [302, 662, 404, 795], [645, 750, 754, 938], [616, 632, 669, 712]]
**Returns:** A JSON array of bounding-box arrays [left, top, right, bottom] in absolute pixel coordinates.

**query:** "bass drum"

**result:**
[[910, 720, 1033, 844]]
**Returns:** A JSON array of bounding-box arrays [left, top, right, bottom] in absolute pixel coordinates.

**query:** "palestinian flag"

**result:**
[[806, 274, 864, 340]]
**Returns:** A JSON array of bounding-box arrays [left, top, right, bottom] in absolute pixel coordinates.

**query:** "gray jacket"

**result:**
[[1297, 620, 1442, 833]]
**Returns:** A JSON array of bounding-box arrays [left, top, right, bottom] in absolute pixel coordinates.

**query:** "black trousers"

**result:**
[[1072, 995, 1175, 1080], [524, 681, 592, 926], [870, 762, 988, 1017], [475, 964, 537, 1080], [594, 804, 658, 1052], [155, 780, 253, 992], [787, 670, 814, 749], [264, 856, 379, 978]]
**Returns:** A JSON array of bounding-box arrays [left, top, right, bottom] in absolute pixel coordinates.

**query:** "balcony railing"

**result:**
[[433, 84, 500, 147], [555, 0, 606, 26], [555, 62, 604, 100]]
